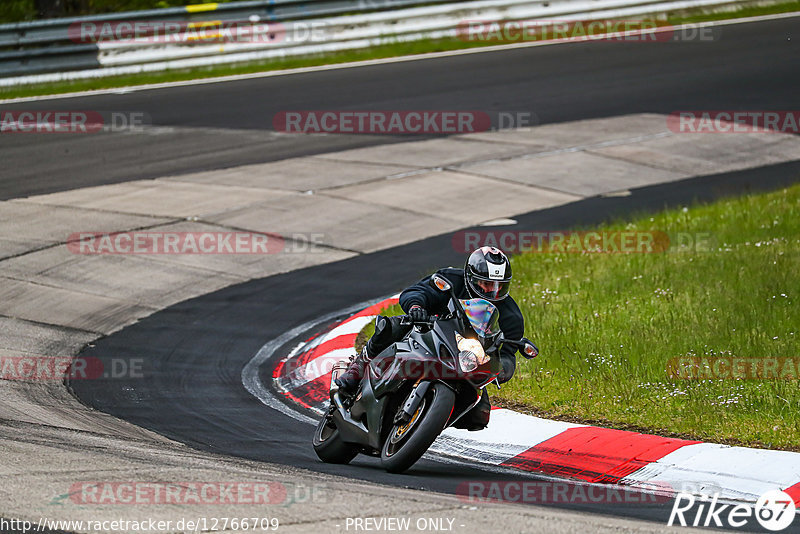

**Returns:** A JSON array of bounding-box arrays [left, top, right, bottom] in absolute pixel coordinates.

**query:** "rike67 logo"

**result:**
[[669, 490, 796, 531]]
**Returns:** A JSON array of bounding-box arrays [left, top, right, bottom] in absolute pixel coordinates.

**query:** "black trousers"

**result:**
[[453, 388, 491, 430], [364, 315, 411, 358]]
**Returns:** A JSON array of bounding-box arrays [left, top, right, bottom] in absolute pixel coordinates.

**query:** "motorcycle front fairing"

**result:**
[[370, 315, 502, 423], [370, 316, 463, 399], [334, 299, 504, 449], [330, 374, 385, 450]]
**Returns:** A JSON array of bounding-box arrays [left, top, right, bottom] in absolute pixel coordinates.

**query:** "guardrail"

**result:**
[[0, 0, 755, 86], [0, 0, 462, 78]]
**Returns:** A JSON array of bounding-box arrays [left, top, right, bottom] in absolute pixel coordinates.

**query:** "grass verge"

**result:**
[[358, 184, 800, 450], [2, 0, 799, 100]]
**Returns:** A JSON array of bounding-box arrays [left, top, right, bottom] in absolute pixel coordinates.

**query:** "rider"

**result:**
[[333, 246, 525, 430]]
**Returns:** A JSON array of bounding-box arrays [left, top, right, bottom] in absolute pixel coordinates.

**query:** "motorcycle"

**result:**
[[312, 274, 538, 473]]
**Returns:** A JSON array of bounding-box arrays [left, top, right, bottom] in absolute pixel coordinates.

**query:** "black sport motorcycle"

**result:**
[[312, 274, 538, 473]]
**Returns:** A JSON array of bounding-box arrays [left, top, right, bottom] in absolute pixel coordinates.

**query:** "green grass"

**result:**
[[669, 0, 800, 23], [2, 0, 799, 100], [359, 185, 800, 450]]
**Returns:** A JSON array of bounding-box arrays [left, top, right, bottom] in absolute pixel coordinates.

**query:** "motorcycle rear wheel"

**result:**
[[380, 382, 455, 473], [313, 414, 359, 464]]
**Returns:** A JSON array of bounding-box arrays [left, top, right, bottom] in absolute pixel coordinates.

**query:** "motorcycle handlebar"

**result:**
[[399, 315, 538, 357]]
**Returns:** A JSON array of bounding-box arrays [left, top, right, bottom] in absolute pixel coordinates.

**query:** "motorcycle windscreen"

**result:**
[[459, 298, 500, 338]]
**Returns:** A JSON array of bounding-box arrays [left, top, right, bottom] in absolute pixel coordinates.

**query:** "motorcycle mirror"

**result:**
[[431, 274, 451, 292], [521, 339, 539, 359]]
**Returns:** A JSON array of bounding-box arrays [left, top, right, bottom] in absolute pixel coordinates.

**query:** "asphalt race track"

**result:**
[[0, 16, 798, 199], [9, 13, 798, 531]]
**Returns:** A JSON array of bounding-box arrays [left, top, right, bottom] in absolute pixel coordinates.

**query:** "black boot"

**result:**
[[333, 347, 370, 394]]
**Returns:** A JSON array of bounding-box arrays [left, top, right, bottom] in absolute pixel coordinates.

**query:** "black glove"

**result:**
[[498, 353, 516, 383], [408, 305, 429, 324]]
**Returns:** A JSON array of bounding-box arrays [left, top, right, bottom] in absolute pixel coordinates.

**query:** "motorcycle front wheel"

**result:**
[[380, 382, 455, 473], [313, 412, 359, 464]]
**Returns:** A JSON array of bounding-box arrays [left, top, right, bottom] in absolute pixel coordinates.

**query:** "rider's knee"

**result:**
[[366, 315, 411, 358]]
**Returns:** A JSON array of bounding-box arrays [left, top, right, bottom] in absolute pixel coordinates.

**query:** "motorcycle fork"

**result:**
[[393, 379, 429, 425]]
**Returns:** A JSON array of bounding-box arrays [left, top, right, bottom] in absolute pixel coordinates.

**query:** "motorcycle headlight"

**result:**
[[456, 333, 488, 373]]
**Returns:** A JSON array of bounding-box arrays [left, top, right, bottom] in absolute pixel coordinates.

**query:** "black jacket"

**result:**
[[399, 267, 525, 383]]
